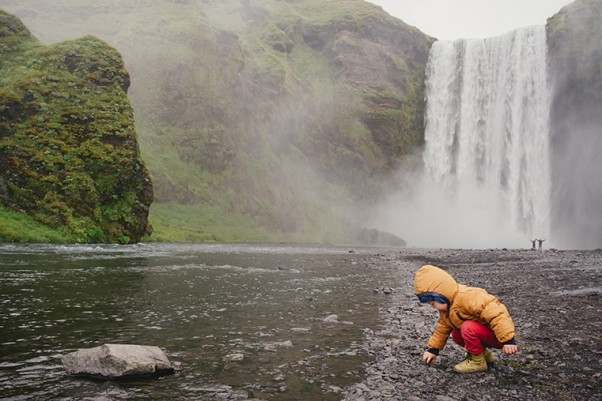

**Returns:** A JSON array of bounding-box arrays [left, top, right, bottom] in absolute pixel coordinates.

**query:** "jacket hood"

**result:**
[[414, 264, 459, 303]]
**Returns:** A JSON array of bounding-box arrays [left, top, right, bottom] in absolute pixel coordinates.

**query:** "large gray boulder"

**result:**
[[62, 344, 175, 378]]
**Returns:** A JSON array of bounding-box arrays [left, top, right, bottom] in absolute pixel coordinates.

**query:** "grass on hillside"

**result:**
[[0, 205, 75, 243], [147, 202, 278, 243], [0, 201, 275, 244]]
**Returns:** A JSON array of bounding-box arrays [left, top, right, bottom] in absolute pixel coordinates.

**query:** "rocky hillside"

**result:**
[[0, 0, 433, 244], [0, 10, 153, 243], [547, 0, 602, 249]]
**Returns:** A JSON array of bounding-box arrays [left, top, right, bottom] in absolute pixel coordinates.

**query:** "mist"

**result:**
[[548, 0, 602, 249], [0, 0, 431, 244], [546, 0, 602, 250], [371, 170, 531, 249], [371, 26, 552, 250], [1, 0, 599, 248], [372, 0, 602, 250]]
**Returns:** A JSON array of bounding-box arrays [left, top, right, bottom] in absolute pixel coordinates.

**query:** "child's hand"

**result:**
[[422, 351, 437, 364], [502, 344, 518, 355]]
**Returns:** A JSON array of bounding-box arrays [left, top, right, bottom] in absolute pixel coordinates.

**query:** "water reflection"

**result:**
[[0, 243, 399, 400]]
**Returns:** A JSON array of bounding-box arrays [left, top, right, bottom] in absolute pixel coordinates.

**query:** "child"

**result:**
[[414, 264, 518, 373]]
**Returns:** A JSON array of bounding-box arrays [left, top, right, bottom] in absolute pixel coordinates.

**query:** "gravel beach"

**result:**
[[342, 248, 602, 401]]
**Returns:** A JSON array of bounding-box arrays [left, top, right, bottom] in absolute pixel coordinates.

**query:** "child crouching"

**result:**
[[414, 264, 518, 373]]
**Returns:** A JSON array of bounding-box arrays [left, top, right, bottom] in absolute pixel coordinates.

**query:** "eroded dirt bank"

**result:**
[[343, 248, 602, 401]]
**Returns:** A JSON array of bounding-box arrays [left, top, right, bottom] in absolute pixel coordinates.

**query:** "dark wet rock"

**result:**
[[62, 344, 174, 378]]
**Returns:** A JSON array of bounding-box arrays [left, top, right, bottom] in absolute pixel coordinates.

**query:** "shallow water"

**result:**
[[0, 243, 400, 400]]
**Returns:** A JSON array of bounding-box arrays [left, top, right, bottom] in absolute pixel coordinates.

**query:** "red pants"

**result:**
[[452, 320, 502, 355]]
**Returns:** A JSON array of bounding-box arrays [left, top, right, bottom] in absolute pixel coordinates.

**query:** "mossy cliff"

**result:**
[[0, 0, 432, 244], [0, 10, 153, 243], [546, 0, 602, 249]]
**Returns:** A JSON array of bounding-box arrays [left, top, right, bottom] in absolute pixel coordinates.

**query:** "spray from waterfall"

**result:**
[[374, 26, 551, 249]]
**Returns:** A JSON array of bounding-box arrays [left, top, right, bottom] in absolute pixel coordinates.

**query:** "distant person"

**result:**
[[530, 239, 537, 250], [414, 264, 518, 373], [537, 239, 545, 250]]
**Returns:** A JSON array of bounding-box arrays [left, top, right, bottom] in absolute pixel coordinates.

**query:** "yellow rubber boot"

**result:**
[[483, 348, 495, 364], [453, 352, 488, 373]]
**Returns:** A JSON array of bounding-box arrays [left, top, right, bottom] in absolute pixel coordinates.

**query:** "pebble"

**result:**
[[223, 354, 244, 362]]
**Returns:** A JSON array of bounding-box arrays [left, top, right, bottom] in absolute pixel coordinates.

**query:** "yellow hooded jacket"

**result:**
[[414, 265, 515, 351]]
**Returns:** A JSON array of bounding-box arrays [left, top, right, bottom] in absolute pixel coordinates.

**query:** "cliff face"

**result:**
[[0, 10, 153, 243], [0, 0, 433, 243], [547, 0, 602, 249]]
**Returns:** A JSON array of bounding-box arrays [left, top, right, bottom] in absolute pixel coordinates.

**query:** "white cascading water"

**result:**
[[406, 26, 551, 248]]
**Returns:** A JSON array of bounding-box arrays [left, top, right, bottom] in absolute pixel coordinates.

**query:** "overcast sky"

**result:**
[[365, 0, 575, 40]]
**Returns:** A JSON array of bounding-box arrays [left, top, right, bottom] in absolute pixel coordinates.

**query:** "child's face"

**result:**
[[428, 301, 448, 312]]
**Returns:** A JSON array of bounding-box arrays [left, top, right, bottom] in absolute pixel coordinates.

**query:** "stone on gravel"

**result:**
[[323, 314, 339, 323], [62, 343, 174, 378], [224, 353, 245, 362]]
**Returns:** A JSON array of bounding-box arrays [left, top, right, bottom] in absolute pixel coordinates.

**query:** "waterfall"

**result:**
[[417, 26, 551, 248]]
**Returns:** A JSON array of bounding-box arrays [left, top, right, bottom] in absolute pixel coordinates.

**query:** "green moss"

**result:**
[[0, 10, 153, 244]]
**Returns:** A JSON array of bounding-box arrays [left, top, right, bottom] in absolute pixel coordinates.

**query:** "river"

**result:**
[[0, 243, 403, 401]]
